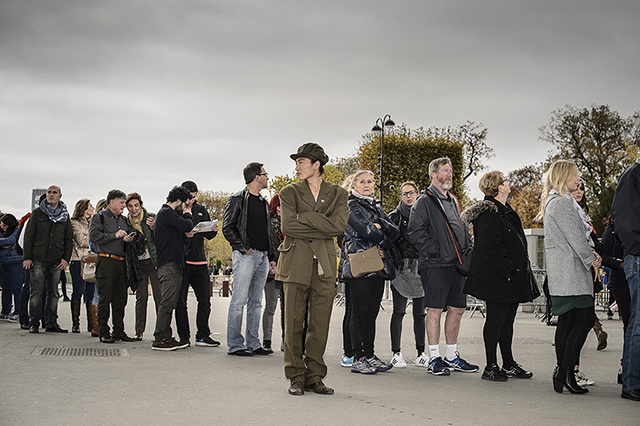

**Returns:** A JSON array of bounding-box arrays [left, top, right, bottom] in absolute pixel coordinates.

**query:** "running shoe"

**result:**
[[444, 352, 479, 373]]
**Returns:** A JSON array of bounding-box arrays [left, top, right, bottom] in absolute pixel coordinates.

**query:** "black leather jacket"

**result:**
[[222, 188, 276, 260]]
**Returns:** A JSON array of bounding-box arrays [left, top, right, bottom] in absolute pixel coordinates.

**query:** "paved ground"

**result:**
[[0, 292, 636, 425]]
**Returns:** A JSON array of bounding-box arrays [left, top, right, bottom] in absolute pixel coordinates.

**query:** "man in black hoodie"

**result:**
[[175, 180, 220, 347], [152, 186, 194, 351]]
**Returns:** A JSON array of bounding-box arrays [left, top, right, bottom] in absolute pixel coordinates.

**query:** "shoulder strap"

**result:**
[[425, 190, 458, 245]]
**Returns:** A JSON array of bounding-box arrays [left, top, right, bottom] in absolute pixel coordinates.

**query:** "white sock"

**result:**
[[445, 344, 457, 360], [428, 345, 440, 360]]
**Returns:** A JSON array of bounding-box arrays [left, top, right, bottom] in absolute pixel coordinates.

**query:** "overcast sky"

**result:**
[[2, 0, 639, 216]]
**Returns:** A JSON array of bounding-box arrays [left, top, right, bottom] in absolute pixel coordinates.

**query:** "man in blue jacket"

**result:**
[[611, 157, 640, 402], [408, 157, 478, 376], [152, 186, 194, 351]]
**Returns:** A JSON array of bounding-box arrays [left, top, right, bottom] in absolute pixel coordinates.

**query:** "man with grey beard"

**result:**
[[408, 157, 478, 376]]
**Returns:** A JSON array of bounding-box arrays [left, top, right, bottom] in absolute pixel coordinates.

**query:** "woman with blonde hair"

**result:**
[[339, 170, 400, 374], [536, 160, 601, 394]]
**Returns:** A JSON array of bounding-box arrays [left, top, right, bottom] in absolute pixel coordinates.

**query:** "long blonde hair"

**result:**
[[534, 159, 579, 222]]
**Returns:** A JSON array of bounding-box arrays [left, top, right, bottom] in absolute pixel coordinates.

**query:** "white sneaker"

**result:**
[[391, 352, 407, 368], [575, 370, 595, 386], [415, 352, 429, 367]]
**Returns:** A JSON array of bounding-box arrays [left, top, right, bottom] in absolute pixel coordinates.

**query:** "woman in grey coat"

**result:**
[[535, 160, 601, 394]]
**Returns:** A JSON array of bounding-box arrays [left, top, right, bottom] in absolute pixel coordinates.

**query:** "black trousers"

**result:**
[[483, 301, 518, 367], [349, 277, 385, 360], [95, 256, 128, 337], [175, 264, 212, 341]]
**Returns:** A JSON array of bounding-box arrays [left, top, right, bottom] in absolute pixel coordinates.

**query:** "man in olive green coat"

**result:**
[[276, 143, 349, 396]]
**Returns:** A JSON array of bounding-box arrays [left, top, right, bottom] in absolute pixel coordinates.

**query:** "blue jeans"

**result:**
[[623, 254, 640, 392], [226, 250, 269, 352], [29, 261, 61, 327], [1, 262, 24, 316], [69, 260, 95, 303]]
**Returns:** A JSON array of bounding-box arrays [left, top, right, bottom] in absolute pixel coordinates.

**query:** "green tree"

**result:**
[[358, 123, 465, 212], [507, 165, 544, 229], [540, 104, 640, 233], [196, 190, 233, 265]]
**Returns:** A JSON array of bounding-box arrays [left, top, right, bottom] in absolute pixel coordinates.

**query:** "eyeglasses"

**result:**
[[258, 173, 269, 178], [498, 178, 509, 187], [401, 190, 418, 198]]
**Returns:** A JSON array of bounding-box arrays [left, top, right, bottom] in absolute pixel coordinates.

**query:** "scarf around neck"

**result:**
[[129, 208, 145, 232], [550, 188, 594, 247], [351, 189, 375, 204], [40, 199, 69, 223]]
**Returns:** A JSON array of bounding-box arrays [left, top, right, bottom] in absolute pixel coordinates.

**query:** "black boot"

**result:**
[[71, 301, 81, 333], [86, 301, 93, 333], [554, 366, 588, 394]]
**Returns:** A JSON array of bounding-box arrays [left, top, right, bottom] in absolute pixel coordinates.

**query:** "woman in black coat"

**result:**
[[339, 170, 400, 375], [461, 171, 535, 381]]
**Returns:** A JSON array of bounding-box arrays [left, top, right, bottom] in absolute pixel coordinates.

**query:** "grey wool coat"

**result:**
[[543, 193, 597, 297]]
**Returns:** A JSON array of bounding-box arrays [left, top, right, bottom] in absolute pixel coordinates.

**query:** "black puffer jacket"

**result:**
[[461, 197, 534, 304], [339, 195, 401, 281]]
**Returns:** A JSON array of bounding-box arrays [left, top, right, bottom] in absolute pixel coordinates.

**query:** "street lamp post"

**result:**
[[371, 114, 395, 205]]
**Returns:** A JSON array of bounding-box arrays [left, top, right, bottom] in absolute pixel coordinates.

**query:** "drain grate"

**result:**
[[32, 347, 129, 357]]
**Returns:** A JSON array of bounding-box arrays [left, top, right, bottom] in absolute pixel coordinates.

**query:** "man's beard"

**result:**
[[176, 204, 184, 214], [439, 179, 452, 191]]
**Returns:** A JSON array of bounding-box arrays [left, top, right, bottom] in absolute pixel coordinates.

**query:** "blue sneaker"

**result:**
[[341, 354, 354, 367], [427, 356, 451, 376], [444, 352, 479, 373], [0, 314, 9, 320]]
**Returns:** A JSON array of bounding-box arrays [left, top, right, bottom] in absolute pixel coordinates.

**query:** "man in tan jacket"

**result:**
[[276, 143, 349, 396]]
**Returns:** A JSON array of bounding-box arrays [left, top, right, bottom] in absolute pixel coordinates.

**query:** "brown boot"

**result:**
[[91, 305, 99, 337], [593, 317, 608, 350], [71, 301, 81, 333], [86, 301, 93, 332]]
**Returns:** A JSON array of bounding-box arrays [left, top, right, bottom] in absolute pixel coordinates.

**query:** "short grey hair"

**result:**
[[429, 157, 452, 176]]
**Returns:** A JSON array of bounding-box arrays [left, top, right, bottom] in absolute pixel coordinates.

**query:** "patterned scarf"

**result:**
[[351, 189, 375, 203], [40, 199, 69, 223], [129, 209, 144, 232]]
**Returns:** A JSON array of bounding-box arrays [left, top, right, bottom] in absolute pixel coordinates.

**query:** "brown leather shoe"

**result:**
[[305, 381, 334, 395], [288, 381, 305, 396], [112, 333, 134, 342]]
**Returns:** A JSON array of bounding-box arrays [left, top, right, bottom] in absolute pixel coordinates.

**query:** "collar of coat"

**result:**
[[460, 198, 499, 224]]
